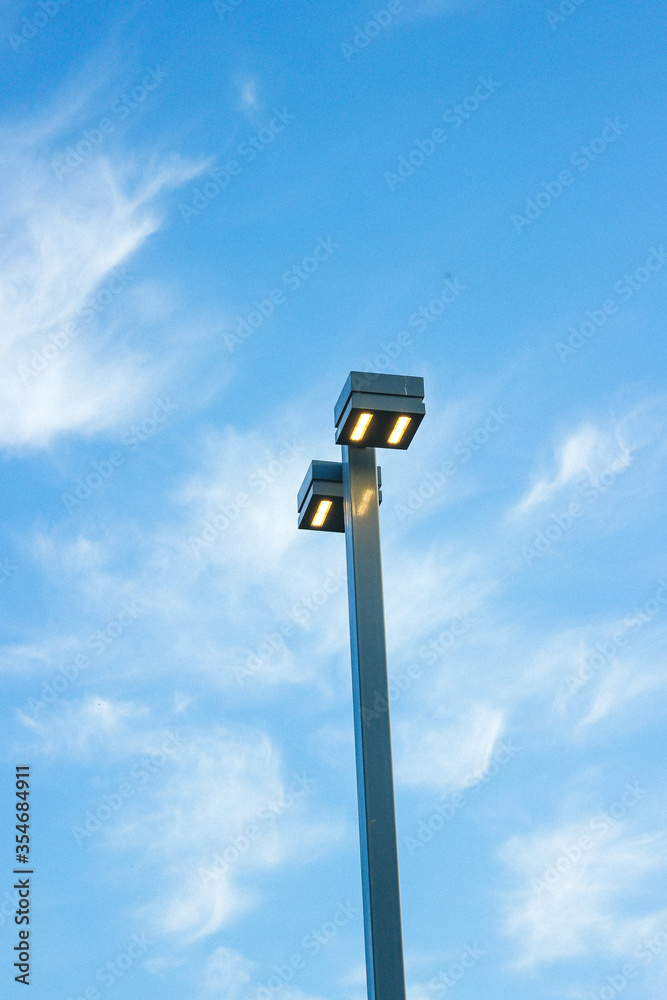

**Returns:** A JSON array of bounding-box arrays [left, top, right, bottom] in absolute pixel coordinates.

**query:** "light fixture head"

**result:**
[[297, 461, 345, 532], [297, 459, 382, 531], [334, 372, 425, 449]]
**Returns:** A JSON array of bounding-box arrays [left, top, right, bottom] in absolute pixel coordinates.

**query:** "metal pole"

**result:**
[[342, 444, 407, 1000]]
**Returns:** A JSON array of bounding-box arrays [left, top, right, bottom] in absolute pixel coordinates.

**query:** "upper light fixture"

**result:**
[[334, 372, 425, 449]]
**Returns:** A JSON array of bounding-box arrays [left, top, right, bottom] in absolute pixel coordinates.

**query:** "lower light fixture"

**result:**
[[297, 461, 345, 533], [297, 459, 382, 532]]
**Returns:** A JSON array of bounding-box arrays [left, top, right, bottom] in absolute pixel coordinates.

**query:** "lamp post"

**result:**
[[297, 372, 425, 1000]]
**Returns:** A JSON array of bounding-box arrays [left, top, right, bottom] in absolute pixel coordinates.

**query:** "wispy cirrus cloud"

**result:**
[[394, 703, 504, 792], [16, 697, 347, 949], [0, 72, 205, 449], [121, 728, 345, 944], [511, 423, 632, 518], [501, 819, 667, 968], [201, 946, 256, 997]]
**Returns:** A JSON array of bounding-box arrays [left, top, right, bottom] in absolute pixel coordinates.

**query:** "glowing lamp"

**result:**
[[334, 372, 425, 449]]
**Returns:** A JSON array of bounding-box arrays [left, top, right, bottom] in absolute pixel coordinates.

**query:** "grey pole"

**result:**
[[341, 443, 407, 1000]]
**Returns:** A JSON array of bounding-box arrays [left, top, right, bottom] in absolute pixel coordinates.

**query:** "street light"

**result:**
[[334, 371, 425, 449], [297, 460, 382, 532], [297, 460, 345, 532], [298, 371, 425, 1000]]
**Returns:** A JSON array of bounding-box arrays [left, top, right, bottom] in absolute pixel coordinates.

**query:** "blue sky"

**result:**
[[1, 0, 666, 997]]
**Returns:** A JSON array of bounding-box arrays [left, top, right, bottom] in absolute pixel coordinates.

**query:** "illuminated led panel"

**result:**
[[311, 499, 333, 527]]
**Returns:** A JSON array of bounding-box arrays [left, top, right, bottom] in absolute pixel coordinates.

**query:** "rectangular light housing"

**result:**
[[297, 460, 382, 531], [297, 461, 345, 532], [334, 372, 425, 449]]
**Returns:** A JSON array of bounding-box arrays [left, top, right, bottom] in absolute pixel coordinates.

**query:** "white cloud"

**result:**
[[202, 945, 256, 996], [0, 82, 205, 449], [16, 701, 346, 949], [1, 637, 78, 676], [540, 613, 667, 728], [500, 820, 667, 967], [17, 695, 147, 757], [106, 727, 346, 943], [383, 546, 492, 661], [394, 703, 504, 792], [578, 655, 667, 729], [512, 423, 631, 517], [176, 425, 311, 584], [238, 78, 259, 111]]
